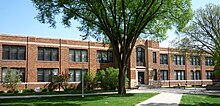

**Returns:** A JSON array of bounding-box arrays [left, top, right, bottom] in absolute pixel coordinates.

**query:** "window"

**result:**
[[206, 71, 213, 80], [1, 68, 25, 82], [37, 68, 58, 82], [136, 48, 145, 66], [160, 54, 168, 64], [174, 70, 185, 80], [153, 52, 157, 63], [160, 70, 168, 80], [69, 69, 86, 82], [69, 49, 88, 62], [173, 55, 185, 65], [38, 47, 59, 61], [190, 56, 200, 65], [205, 57, 213, 66], [153, 69, 157, 80], [191, 70, 201, 80], [97, 51, 113, 63], [2, 45, 26, 60]]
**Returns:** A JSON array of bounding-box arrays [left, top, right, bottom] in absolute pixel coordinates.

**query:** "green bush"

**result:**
[[42, 88, 48, 92], [23, 89, 35, 93], [96, 67, 118, 90], [0, 91, 4, 93], [84, 71, 97, 91], [7, 90, 19, 93], [14, 90, 19, 93]]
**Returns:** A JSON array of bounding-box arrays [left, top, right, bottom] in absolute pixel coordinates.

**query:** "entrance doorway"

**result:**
[[138, 72, 145, 84]]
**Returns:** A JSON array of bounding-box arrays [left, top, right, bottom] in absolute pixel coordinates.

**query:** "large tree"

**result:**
[[32, 0, 192, 94], [174, 4, 220, 74]]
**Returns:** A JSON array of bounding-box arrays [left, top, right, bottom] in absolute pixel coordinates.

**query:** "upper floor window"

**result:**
[[160, 70, 168, 80], [37, 68, 58, 82], [206, 71, 213, 80], [1, 68, 25, 82], [191, 70, 201, 80], [174, 70, 185, 80], [205, 57, 213, 66], [136, 48, 145, 66], [190, 56, 200, 65], [2, 45, 26, 60], [153, 52, 157, 63], [97, 51, 113, 63], [38, 47, 59, 61], [173, 55, 185, 65], [69, 49, 88, 62], [160, 54, 168, 64]]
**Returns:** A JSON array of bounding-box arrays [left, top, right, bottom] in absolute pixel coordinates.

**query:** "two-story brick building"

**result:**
[[0, 34, 215, 90]]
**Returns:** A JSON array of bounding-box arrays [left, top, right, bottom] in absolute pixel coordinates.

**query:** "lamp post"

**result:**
[[81, 65, 85, 98], [193, 68, 196, 90]]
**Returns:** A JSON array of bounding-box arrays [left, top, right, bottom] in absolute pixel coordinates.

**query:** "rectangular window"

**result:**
[[205, 57, 213, 66], [174, 55, 185, 65], [174, 70, 185, 80], [69, 49, 88, 62], [190, 56, 200, 65], [1, 68, 25, 82], [160, 54, 168, 64], [153, 52, 157, 63], [153, 69, 157, 80], [160, 70, 168, 80], [37, 68, 58, 82], [206, 71, 213, 80], [38, 47, 59, 61], [191, 70, 201, 80], [69, 69, 86, 82], [97, 51, 113, 63], [2, 45, 26, 60]]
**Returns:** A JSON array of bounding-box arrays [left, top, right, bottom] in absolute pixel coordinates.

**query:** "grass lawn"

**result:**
[[0, 93, 157, 106], [180, 94, 220, 106]]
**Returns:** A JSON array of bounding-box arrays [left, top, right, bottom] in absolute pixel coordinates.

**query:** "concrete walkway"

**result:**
[[136, 92, 183, 106]]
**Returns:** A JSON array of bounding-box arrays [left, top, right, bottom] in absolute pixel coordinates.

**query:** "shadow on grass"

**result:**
[[0, 94, 137, 106], [180, 103, 220, 106]]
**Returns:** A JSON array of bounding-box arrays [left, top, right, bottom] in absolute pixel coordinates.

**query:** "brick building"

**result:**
[[0, 34, 215, 90]]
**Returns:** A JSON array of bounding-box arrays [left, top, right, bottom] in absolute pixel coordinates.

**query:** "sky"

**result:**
[[0, 0, 220, 46]]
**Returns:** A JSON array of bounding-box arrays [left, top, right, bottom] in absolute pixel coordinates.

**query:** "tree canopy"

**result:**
[[174, 3, 220, 75], [32, 0, 193, 94]]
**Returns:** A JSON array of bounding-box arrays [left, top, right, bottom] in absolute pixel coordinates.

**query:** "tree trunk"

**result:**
[[118, 63, 127, 94]]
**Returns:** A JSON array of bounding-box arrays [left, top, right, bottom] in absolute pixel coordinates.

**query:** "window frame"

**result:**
[[69, 49, 88, 62], [37, 68, 58, 82], [136, 47, 145, 66], [97, 50, 113, 63], [2, 45, 26, 60], [1, 68, 25, 82], [173, 55, 185, 65], [38, 47, 59, 61], [160, 54, 168, 64]]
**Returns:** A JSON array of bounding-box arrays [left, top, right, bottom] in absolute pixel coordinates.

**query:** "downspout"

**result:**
[[26, 36, 28, 89]]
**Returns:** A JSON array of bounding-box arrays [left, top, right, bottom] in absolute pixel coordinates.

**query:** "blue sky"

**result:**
[[0, 0, 220, 46]]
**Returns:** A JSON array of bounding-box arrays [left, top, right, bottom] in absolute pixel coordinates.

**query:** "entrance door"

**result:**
[[138, 72, 145, 84]]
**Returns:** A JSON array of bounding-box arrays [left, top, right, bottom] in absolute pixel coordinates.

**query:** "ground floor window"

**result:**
[[153, 69, 157, 80], [69, 69, 86, 82], [191, 70, 201, 80], [174, 70, 185, 80], [206, 71, 213, 80], [160, 70, 168, 80], [37, 68, 58, 82], [1, 68, 25, 82]]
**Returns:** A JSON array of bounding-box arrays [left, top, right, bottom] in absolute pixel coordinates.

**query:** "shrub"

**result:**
[[0, 91, 4, 94], [2, 68, 21, 92], [96, 67, 118, 90], [23, 89, 35, 93], [14, 90, 19, 93], [84, 71, 97, 91], [42, 88, 48, 92]]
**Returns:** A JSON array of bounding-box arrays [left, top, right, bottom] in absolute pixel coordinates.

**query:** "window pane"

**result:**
[[69, 50, 74, 62], [45, 49, 51, 61], [44, 69, 50, 82], [107, 51, 113, 62], [1, 68, 7, 82], [38, 48, 44, 60], [52, 49, 58, 61], [75, 50, 81, 62], [69, 70, 75, 82], [18, 47, 26, 60], [81, 50, 88, 62], [38, 69, 44, 82], [75, 70, 81, 82], [102, 52, 107, 62], [3, 46, 9, 59], [10, 46, 17, 59]]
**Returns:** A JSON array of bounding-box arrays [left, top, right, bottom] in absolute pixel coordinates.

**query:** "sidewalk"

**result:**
[[135, 92, 183, 106]]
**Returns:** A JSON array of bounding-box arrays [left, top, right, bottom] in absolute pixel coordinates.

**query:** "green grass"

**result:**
[[180, 94, 220, 106], [0, 93, 157, 106]]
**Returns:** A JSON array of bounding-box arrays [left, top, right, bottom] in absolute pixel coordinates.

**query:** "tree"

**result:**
[[32, 0, 192, 94], [3, 68, 21, 93], [174, 4, 220, 75]]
